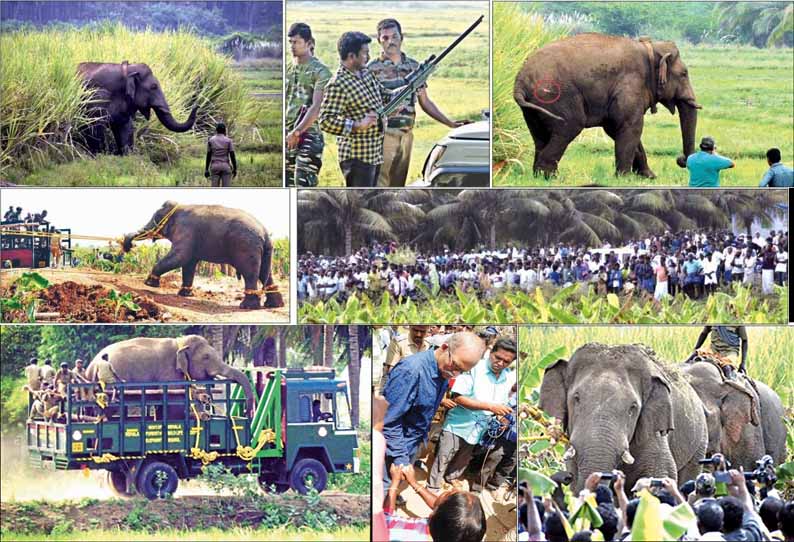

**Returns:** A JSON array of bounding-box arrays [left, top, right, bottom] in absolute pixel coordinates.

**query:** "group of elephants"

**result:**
[[539, 343, 787, 491]]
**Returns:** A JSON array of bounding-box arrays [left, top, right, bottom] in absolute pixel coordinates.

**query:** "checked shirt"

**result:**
[[319, 65, 392, 165]]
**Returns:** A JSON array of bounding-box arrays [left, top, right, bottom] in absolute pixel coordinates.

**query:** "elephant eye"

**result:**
[[572, 394, 580, 404]]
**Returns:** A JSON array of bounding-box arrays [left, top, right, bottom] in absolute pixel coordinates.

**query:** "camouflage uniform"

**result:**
[[368, 53, 421, 187], [286, 56, 332, 187]]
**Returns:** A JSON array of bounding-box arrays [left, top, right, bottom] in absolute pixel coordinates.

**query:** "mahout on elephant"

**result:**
[[122, 200, 284, 310], [85, 335, 255, 417], [77, 61, 198, 155], [514, 33, 701, 178], [681, 359, 786, 470], [539, 343, 708, 491]]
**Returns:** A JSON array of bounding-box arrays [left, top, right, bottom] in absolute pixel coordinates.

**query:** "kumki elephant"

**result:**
[[122, 201, 284, 310], [681, 361, 786, 469], [514, 33, 702, 178], [85, 336, 254, 416], [77, 61, 198, 155], [539, 343, 707, 491]]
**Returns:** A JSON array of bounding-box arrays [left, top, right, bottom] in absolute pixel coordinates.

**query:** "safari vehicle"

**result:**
[[411, 111, 490, 187], [0, 223, 72, 268], [26, 368, 359, 499]]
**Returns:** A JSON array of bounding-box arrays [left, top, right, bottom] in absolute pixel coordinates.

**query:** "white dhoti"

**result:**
[[654, 280, 669, 300], [762, 269, 775, 294]]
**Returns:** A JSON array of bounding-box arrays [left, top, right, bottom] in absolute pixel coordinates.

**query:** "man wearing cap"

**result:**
[[54, 362, 73, 396], [686, 136, 735, 187], [40, 359, 56, 389], [368, 18, 465, 187]]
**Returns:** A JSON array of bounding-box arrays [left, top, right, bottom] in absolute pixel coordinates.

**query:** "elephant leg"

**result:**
[[521, 108, 550, 172], [632, 141, 656, 179], [146, 248, 189, 288], [111, 119, 134, 155], [178, 260, 198, 297], [535, 130, 578, 178], [240, 272, 262, 310], [613, 122, 645, 176]]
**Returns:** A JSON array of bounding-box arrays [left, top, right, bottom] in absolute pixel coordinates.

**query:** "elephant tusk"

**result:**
[[621, 449, 635, 465], [562, 446, 577, 461]]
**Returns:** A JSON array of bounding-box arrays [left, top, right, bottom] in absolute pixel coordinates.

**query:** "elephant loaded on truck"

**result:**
[[122, 201, 284, 310]]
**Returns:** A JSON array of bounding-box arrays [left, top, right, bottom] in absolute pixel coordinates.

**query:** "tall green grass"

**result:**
[[1, 23, 254, 178], [492, 3, 570, 166], [0, 526, 370, 541]]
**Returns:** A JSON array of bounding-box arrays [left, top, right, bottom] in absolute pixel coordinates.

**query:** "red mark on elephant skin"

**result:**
[[532, 77, 562, 105]]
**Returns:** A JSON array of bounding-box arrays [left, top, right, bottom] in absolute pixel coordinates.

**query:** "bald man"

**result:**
[[381, 332, 485, 495]]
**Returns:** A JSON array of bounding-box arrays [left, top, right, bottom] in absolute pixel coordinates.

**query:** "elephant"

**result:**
[[122, 201, 284, 310], [539, 343, 708, 491], [513, 33, 702, 178], [76, 61, 198, 155], [85, 336, 254, 416], [681, 362, 786, 469]]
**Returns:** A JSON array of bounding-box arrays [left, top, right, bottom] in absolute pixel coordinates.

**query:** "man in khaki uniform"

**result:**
[[379, 325, 431, 391], [24, 358, 42, 391], [691, 325, 748, 377], [95, 353, 124, 402], [40, 359, 56, 389], [368, 18, 466, 187], [204, 123, 237, 187], [54, 362, 73, 396]]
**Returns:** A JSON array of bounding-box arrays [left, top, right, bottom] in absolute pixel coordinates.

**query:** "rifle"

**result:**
[[376, 15, 484, 118]]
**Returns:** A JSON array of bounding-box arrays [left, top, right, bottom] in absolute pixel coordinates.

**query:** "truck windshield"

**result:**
[[335, 391, 353, 430]]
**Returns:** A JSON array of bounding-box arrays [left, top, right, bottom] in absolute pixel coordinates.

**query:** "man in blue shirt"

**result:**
[[687, 136, 735, 187], [381, 332, 485, 496], [427, 337, 517, 493], [759, 148, 794, 187]]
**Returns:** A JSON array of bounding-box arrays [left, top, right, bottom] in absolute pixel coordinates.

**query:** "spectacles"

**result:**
[[444, 350, 468, 378]]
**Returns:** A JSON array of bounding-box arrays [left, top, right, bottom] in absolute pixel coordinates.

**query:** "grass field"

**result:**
[[1, 25, 282, 187], [493, 6, 794, 186], [286, 1, 489, 186]]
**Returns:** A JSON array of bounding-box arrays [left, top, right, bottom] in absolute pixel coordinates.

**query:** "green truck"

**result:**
[[27, 368, 360, 499]]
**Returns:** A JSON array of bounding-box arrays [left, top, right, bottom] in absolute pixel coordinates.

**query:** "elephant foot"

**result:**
[[264, 292, 285, 309], [240, 294, 262, 310], [144, 274, 160, 287], [635, 168, 656, 179], [676, 155, 688, 168], [178, 286, 194, 297]]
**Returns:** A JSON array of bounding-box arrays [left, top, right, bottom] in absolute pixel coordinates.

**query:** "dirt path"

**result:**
[[0, 268, 289, 323]]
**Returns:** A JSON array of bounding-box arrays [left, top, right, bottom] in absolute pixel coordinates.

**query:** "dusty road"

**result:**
[[0, 268, 289, 323]]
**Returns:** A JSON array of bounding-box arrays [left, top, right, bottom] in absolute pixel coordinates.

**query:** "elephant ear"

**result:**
[[638, 374, 674, 439], [175, 336, 202, 379], [122, 61, 139, 101], [657, 52, 673, 88], [539, 359, 568, 430], [721, 383, 760, 445]]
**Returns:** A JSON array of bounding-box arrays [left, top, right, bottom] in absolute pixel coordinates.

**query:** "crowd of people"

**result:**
[[519, 467, 793, 541], [299, 228, 789, 304], [372, 327, 517, 542], [2, 206, 51, 227]]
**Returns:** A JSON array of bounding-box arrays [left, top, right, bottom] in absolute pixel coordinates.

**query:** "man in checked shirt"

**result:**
[[319, 31, 393, 187]]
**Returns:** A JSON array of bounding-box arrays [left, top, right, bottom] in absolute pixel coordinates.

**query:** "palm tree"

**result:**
[[716, 2, 794, 47], [297, 190, 425, 256], [323, 325, 334, 368], [348, 325, 361, 427], [708, 190, 788, 236]]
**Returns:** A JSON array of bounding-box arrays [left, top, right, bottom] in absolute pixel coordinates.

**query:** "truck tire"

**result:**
[[106, 470, 135, 497], [135, 460, 179, 500], [289, 458, 327, 494]]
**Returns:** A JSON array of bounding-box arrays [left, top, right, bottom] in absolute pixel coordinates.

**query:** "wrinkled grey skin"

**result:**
[[539, 343, 707, 491], [85, 335, 254, 416], [122, 201, 284, 310], [514, 33, 701, 178], [682, 362, 786, 468], [77, 62, 198, 155]]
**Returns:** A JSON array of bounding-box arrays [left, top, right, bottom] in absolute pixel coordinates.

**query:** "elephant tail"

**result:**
[[514, 91, 565, 122], [259, 236, 274, 289]]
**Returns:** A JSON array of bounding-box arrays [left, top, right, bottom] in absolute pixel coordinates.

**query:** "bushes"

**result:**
[[0, 23, 253, 175]]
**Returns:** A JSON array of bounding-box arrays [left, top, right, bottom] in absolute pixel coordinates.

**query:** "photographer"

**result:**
[[718, 469, 769, 541]]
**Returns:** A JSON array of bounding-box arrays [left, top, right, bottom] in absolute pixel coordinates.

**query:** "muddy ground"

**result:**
[[0, 493, 369, 534], [0, 268, 289, 323]]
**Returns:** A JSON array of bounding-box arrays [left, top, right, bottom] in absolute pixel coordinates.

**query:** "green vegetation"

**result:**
[[0, 271, 50, 322], [493, 3, 793, 186], [0, 526, 369, 541], [287, 1, 489, 186], [518, 326, 794, 498], [1, 24, 281, 186], [299, 282, 788, 325]]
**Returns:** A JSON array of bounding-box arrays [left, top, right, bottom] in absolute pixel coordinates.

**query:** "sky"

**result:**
[[1, 189, 290, 246]]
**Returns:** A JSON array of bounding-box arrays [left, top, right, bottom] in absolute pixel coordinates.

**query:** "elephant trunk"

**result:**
[[675, 102, 698, 168], [571, 426, 626, 491], [222, 366, 256, 418], [154, 105, 198, 133]]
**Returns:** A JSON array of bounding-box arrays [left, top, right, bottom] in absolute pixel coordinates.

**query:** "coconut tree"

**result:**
[[347, 325, 361, 427], [717, 2, 794, 47]]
